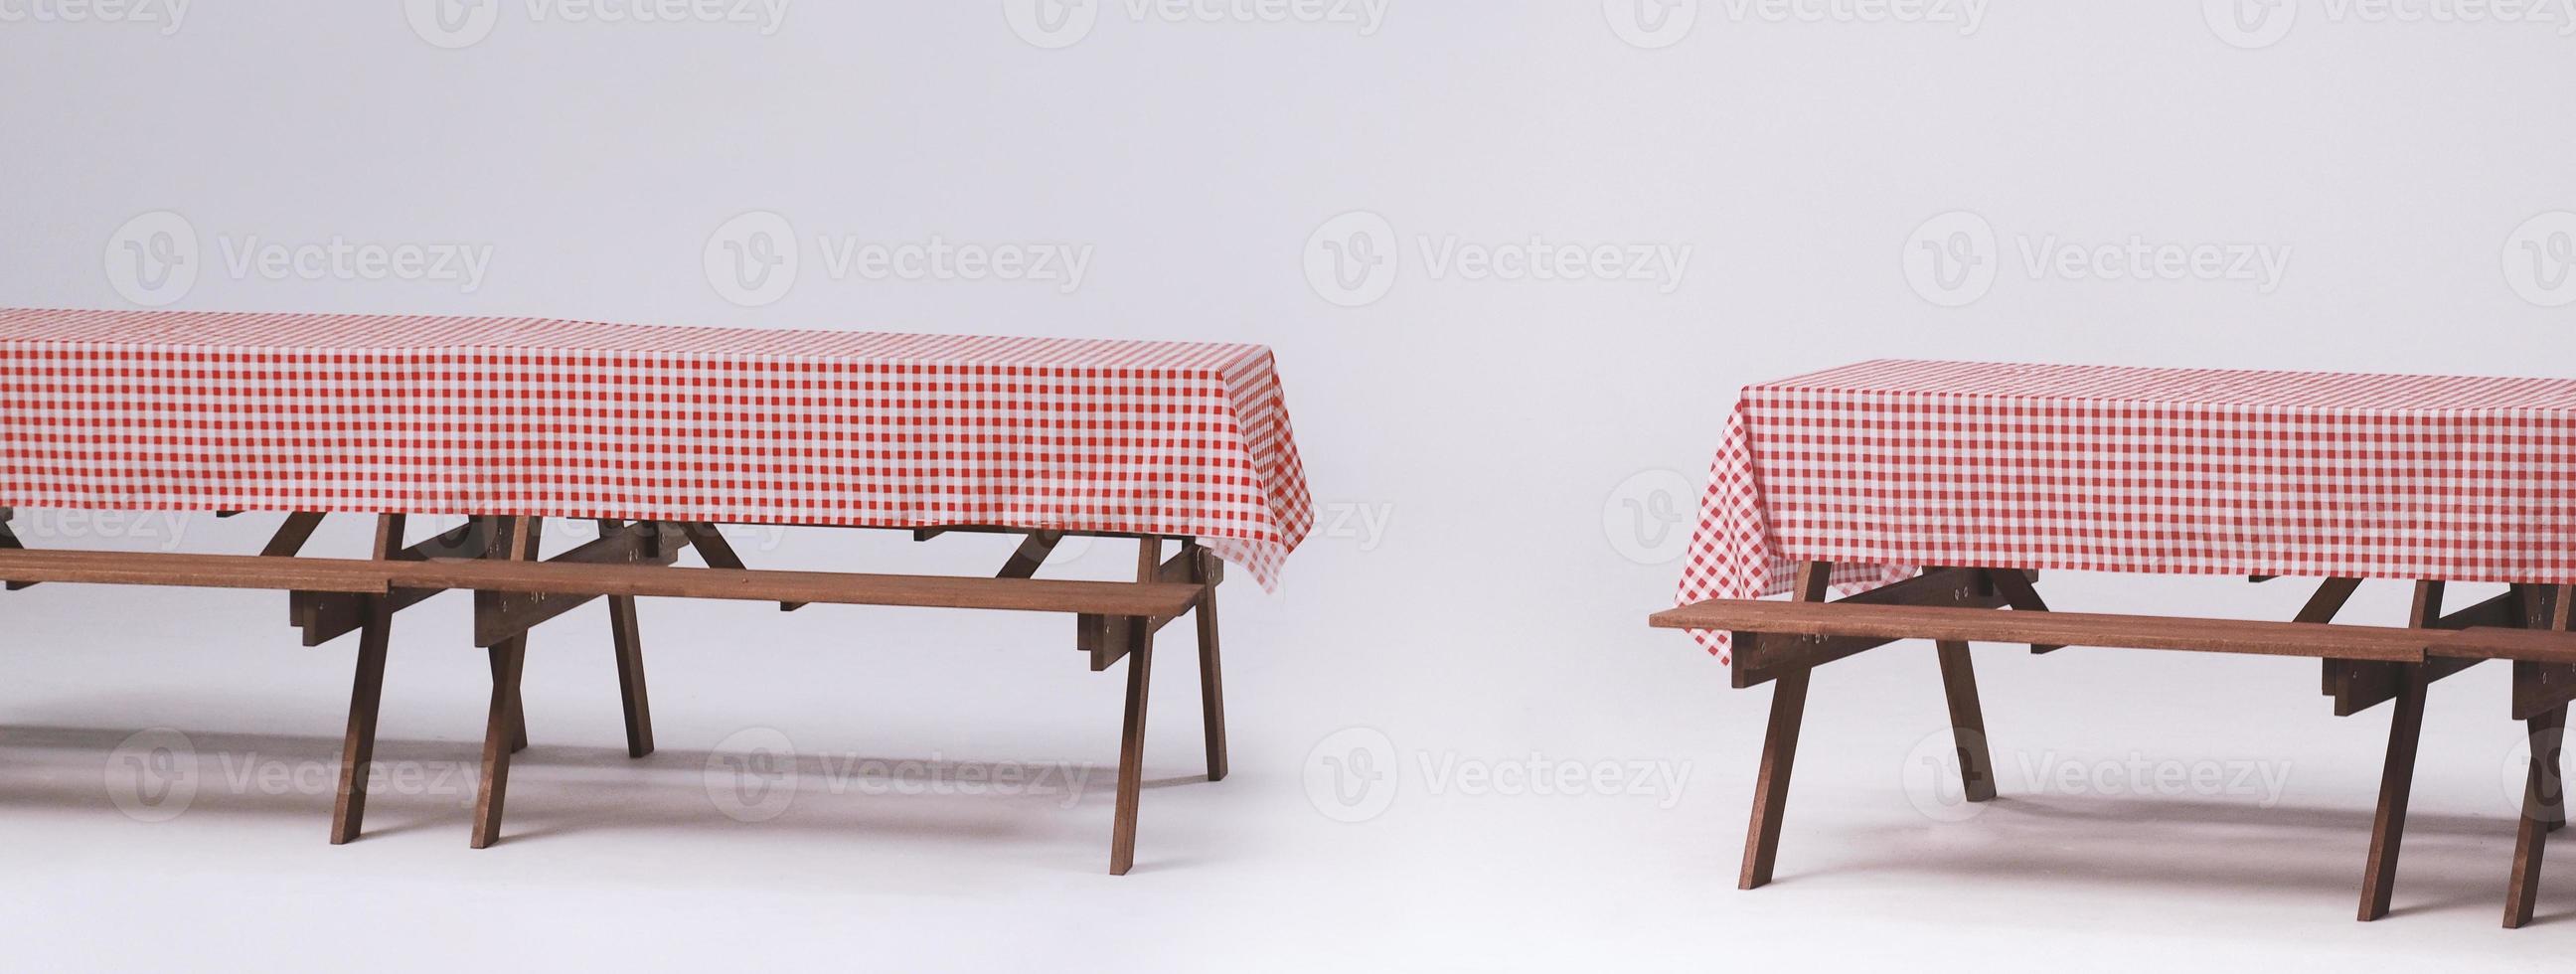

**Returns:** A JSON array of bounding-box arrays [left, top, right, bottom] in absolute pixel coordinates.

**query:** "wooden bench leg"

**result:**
[[1934, 640, 1998, 803], [488, 646, 530, 753], [1740, 667, 1811, 890], [328, 514, 404, 844], [470, 516, 540, 849], [2504, 703, 2567, 928], [1109, 620, 1156, 876], [1191, 544, 1227, 783], [1740, 561, 1830, 891], [2358, 661, 2429, 921], [608, 593, 654, 759], [482, 516, 532, 754], [329, 595, 396, 844], [471, 640, 529, 849]]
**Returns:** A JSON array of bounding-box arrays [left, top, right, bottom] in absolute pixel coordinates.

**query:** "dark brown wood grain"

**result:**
[[2504, 704, 2567, 928], [327, 514, 403, 845], [2357, 661, 2428, 921], [470, 517, 542, 849], [1108, 598, 1156, 876], [1740, 561, 1828, 891], [1191, 542, 1228, 783], [1656, 598, 2437, 660]]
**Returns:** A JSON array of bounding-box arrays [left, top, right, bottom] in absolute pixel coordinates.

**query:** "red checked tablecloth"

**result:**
[[0, 308, 1311, 587], [1678, 359, 2576, 660]]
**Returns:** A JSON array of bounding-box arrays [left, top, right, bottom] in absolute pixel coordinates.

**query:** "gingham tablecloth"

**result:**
[[0, 308, 1311, 587], [1678, 359, 2576, 660]]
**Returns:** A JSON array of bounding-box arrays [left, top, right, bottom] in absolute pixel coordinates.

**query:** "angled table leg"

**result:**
[[2505, 699, 2568, 928], [597, 519, 655, 759], [2358, 660, 2430, 921], [1741, 561, 1830, 890], [1109, 538, 1166, 875], [328, 513, 403, 844], [1109, 615, 1157, 876], [1189, 541, 1228, 782], [2358, 580, 2443, 921], [607, 590, 654, 759], [480, 516, 532, 754], [470, 516, 541, 849], [487, 648, 530, 753], [1935, 639, 1999, 803]]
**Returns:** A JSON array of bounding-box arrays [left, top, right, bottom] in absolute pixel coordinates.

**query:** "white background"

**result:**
[[5, 2, 2576, 970]]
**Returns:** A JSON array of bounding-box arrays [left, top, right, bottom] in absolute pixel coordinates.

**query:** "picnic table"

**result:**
[[0, 307, 1312, 875], [1651, 360, 2576, 927]]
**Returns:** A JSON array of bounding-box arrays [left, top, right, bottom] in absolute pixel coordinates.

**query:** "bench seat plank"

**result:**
[[2439, 627, 2576, 666], [0, 549, 390, 593], [0, 548, 1203, 619], [1653, 598, 2434, 661], [392, 558, 1203, 618]]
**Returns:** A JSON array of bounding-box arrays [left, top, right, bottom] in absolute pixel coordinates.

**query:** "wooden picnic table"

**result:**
[[1655, 360, 2576, 927], [0, 308, 1313, 875]]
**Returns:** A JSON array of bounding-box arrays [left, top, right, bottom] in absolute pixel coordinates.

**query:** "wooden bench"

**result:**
[[1655, 564, 2576, 926], [0, 512, 1222, 875], [1651, 598, 2445, 660]]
